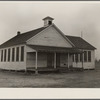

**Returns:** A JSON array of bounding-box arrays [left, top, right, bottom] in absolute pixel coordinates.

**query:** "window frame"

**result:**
[[8, 48, 10, 62], [4, 49, 7, 62], [16, 47, 19, 61], [1, 50, 3, 62], [80, 53, 83, 62], [12, 48, 15, 62], [21, 46, 24, 62], [88, 51, 91, 62], [72, 54, 75, 62], [84, 51, 87, 62], [48, 21, 52, 25], [75, 53, 78, 62]]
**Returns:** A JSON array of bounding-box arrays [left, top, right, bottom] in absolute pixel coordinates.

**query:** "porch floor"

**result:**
[[26, 67, 83, 72], [27, 67, 58, 72]]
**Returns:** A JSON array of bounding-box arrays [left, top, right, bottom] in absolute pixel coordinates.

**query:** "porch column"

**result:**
[[82, 51, 84, 69], [35, 51, 38, 74], [54, 52, 56, 68], [68, 53, 69, 68]]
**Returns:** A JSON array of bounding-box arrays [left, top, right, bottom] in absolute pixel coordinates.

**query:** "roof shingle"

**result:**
[[0, 27, 46, 48], [0, 26, 96, 50], [66, 35, 96, 50]]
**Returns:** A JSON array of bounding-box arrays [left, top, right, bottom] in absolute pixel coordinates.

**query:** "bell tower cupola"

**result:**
[[43, 16, 54, 27]]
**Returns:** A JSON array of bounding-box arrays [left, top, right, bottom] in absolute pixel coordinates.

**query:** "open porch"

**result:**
[[26, 45, 83, 73]]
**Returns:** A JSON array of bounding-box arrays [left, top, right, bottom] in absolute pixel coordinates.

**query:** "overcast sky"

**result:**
[[0, 1, 100, 59]]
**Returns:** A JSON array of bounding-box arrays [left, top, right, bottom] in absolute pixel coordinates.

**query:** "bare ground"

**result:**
[[0, 64, 100, 88]]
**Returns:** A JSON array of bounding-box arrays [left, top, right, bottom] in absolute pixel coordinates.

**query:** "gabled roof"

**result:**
[[0, 25, 96, 50], [66, 35, 96, 50], [0, 27, 46, 48], [43, 16, 54, 20], [0, 24, 74, 49]]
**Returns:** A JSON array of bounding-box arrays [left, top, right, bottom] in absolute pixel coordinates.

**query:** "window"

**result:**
[[75, 54, 78, 62], [84, 51, 87, 62], [16, 47, 19, 61], [88, 51, 91, 62], [8, 49, 10, 62], [21, 46, 24, 61], [4, 49, 7, 62], [80, 53, 82, 62], [48, 21, 52, 25], [12, 48, 15, 62], [1, 50, 3, 62], [72, 54, 75, 62]]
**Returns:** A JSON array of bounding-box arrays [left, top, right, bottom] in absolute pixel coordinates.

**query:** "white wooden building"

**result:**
[[0, 16, 96, 72]]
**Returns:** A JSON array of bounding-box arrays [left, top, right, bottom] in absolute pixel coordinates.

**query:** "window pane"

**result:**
[[21, 46, 24, 61], [16, 47, 19, 61], [12, 48, 15, 62], [8, 49, 10, 62], [84, 51, 87, 62], [88, 51, 91, 62], [75, 54, 78, 62], [48, 21, 52, 25], [1, 50, 3, 62], [72, 54, 74, 62], [4, 49, 6, 62], [80, 53, 82, 62]]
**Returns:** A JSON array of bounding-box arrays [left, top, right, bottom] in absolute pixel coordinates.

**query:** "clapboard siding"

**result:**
[[73, 50, 95, 69], [0, 44, 26, 70], [37, 52, 47, 67], [26, 52, 48, 68], [27, 26, 72, 48], [26, 52, 36, 68]]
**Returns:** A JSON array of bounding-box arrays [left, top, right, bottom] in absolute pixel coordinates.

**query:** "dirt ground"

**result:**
[[0, 63, 100, 88]]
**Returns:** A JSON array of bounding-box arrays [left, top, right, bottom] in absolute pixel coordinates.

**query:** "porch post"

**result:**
[[35, 51, 38, 74], [68, 53, 69, 68], [82, 51, 84, 70], [54, 52, 56, 69]]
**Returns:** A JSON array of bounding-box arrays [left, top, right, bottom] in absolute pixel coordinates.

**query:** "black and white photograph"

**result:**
[[0, 1, 99, 89]]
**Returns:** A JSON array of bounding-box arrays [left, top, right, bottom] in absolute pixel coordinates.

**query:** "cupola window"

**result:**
[[48, 21, 52, 25]]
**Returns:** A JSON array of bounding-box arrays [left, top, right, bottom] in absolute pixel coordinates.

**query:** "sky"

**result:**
[[0, 1, 100, 60]]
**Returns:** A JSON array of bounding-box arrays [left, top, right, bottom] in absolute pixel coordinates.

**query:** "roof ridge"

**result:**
[[19, 26, 45, 35], [66, 35, 81, 38]]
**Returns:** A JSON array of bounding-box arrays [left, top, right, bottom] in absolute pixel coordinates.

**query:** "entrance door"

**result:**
[[56, 53, 60, 68], [47, 53, 54, 67]]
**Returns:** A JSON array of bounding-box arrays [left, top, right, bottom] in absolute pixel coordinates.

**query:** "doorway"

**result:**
[[47, 53, 54, 67]]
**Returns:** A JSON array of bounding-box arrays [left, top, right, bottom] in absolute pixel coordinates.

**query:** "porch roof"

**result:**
[[27, 45, 82, 53]]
